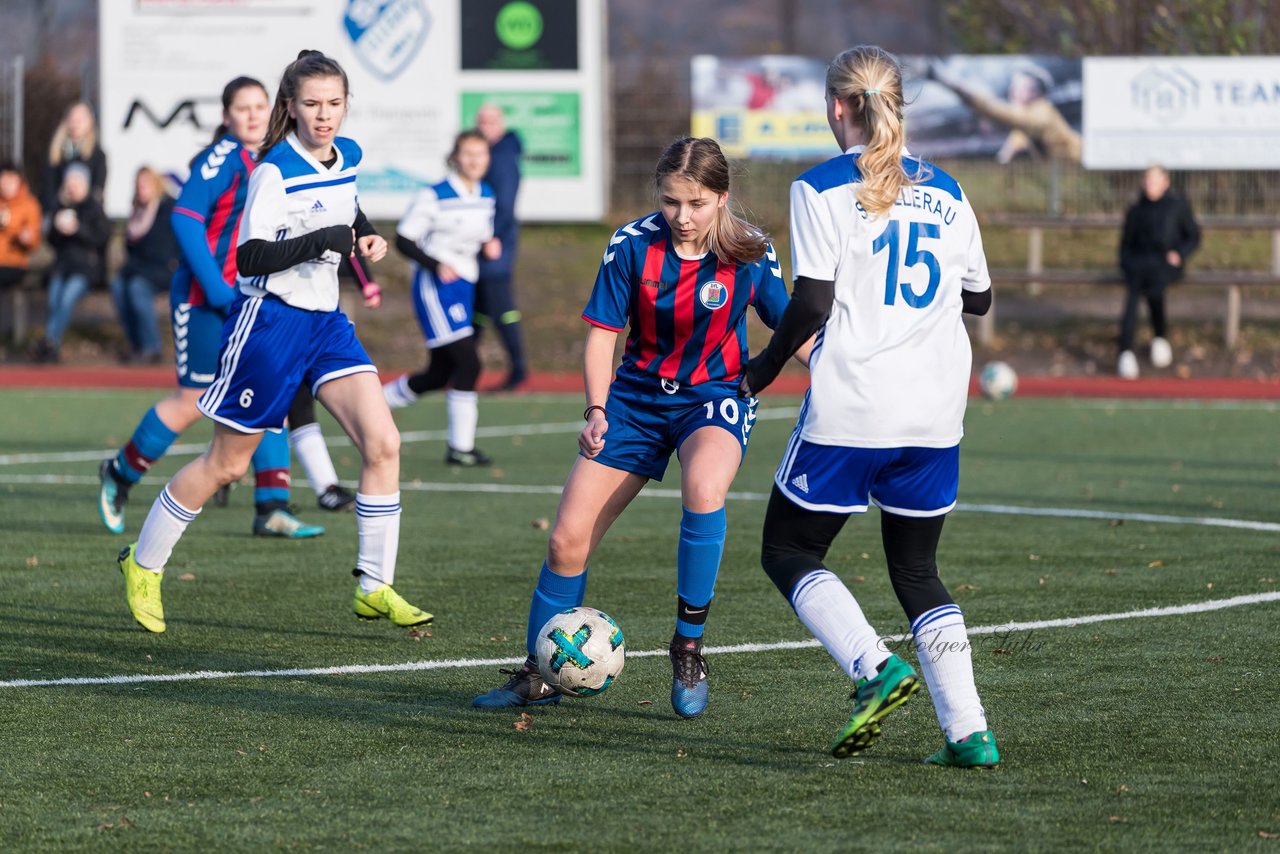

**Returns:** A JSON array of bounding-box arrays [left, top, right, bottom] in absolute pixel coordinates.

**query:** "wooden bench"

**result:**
[[978, 215, 1280, 349]]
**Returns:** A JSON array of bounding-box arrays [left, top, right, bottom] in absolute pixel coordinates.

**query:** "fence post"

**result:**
[[12, 55, 22, 166], [1272, 228, 1280, 277], [1026, 226, 1043, 296], [1224, 284, 1241, 349], [977, 295, 994, 346]]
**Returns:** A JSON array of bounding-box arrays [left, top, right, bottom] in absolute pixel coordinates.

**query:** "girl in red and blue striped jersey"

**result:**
[[474, 137, 809, 718]]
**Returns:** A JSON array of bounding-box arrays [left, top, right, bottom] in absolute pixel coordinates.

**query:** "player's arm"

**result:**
[[352, 205, 386, 263], [236, 166, 353, 276], [740, 183, 838, 396], [579, 324, 617, 458], [394, 189, 443, 273], [960, 208, 993, 317], [171, 164, 238, 309]]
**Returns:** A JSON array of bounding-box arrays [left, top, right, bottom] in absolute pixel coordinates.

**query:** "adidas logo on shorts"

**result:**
[[311, 199, 326, 213], [790, 473, 810, 494]]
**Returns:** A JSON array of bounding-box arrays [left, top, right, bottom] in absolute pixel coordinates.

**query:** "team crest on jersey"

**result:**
[[343, 0, 431, 81], [698, 280, 728, 310]]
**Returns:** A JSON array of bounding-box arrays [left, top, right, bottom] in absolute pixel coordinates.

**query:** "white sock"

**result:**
[[134, 486, 200, 571], [446, 389, 479, 452], [289, 422, 339, 496], [383, 375, 417, 410], [355, 492, 400, 592], [791, 569, 886, 681], [912, 604, 988, 741]]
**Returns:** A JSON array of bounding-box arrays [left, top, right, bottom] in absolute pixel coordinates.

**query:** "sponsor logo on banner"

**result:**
[[1131, 65, 1199, 123], [343, 0, 431, 81], [699, 280, 728, 310]]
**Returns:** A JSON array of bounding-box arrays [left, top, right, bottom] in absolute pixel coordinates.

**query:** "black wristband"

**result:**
[[584, 405, 606, 420]]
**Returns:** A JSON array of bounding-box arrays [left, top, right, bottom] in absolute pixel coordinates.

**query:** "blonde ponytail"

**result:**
[[826, 46, 922, 217]]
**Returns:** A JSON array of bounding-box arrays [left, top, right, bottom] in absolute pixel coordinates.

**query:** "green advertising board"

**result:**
[[461, 92, 581, 178]]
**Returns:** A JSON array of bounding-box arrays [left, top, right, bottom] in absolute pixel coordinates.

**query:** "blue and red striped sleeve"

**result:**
[[581, 226, 635, 332], [170, 142, 240, 309]]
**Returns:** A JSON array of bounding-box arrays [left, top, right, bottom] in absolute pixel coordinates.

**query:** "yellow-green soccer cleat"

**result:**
[[924, 729, 1001, 768], [353, 582, 433, 627], [830, 653, 919, 758], [117, 544, 165, 633]]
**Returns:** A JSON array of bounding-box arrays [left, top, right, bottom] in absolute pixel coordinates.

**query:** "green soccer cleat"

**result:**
[[924, 729, 1001, 768], [253, 508, 325, 539], [117, 543, 165, 633], [97, 458, 130, 535], [830, 653, 919, 758], [353, 582, 433, 627]]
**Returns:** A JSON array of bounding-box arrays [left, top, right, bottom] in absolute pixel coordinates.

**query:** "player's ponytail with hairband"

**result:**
[[261, 49, 351, 153], [827, 46, 921, 217], [654, 137, 768, 264]]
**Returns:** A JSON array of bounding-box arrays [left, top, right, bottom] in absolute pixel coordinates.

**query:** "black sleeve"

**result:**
[[739, 276, 834, 397], [1118, 206, 1137, 270], [237, 225, 353, 277], [395, 232, 440, 274], [1176, 198, 1200, 260], [353, 206, 379, 239], [961, 288, 992, 316]]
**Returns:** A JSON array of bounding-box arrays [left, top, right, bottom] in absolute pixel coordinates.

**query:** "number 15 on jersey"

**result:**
[[872, 220, 941, 309]]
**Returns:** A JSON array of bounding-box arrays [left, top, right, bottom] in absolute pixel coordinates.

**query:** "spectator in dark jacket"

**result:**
[[37, 162, 110, 362], [111, 166, 178, 363], [474, 103, 528, 390], [1116, 165, 1200, 380], [42, 101, 108, 210]]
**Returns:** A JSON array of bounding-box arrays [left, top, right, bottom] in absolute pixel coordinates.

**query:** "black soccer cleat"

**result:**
[[472, 656, 562, 708], [445, 446, 492, 467], [317, 484, 357, 512]]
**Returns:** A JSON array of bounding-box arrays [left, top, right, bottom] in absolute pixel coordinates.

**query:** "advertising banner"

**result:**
[[98, 0, 606, 219], [691, 54, 1083, 164], [1083, 57, 1280, 169]]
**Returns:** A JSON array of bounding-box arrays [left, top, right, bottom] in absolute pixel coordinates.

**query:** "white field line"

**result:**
[[0, 408, 805, 466], [3, 590, 1277, 690], [4, 473, 1279, 533]]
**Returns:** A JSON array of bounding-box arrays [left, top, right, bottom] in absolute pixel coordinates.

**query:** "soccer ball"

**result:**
[[535, 607, 626, 697], [978, 361, 1018, 400]]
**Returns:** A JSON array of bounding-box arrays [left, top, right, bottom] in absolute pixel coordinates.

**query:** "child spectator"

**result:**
[[37, 162, 109, 362]]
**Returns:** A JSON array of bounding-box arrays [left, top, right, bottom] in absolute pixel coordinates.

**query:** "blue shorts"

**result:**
[[591, 376, 759, 482], [775, 437, 960, 516], [172, 300, 226, 389], [196, 296, 376, 433], [412, 268, 474, 348]]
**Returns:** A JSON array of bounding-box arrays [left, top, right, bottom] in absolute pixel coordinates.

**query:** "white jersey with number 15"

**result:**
[[790, 144, 991, 449]]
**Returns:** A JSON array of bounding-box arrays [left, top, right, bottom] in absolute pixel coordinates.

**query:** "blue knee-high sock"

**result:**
[[525, 562, 588, 657], [675, 506, 727, 639], [252, 429, 291, 510], [114, 407, 180, 484]]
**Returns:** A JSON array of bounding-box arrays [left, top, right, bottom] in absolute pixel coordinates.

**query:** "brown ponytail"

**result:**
[[653, 137, 767, 264], [261, 50, 350, 153], [826, 46, 923, 217]]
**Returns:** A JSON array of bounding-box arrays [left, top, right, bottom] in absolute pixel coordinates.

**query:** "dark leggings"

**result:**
[[1120, 264, 1173, 351], [759, 485, 953, 623], [406, 336, 480, 395]]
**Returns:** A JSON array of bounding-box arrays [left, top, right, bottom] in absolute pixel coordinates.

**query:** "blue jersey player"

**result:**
[[383, 129, 500, 466], [740, 46, 1000, 767], [97, 76, 339, 540], [474, 138, 807, 718], [114, 51, 430, 634]]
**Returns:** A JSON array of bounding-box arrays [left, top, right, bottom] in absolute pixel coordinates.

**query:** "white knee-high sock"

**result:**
[[383, 375, 418, 410], [355, 492, 400, 592], [289, 422, 339, 496], [134, 486, 200, 571], [446, 389, 478, 452], [791, 569, 886, 682], [912, 604, 987, 741]]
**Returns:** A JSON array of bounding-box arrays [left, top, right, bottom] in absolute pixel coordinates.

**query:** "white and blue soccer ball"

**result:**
[[535, 607, 626, 697], [979, 361, 1018, 401]]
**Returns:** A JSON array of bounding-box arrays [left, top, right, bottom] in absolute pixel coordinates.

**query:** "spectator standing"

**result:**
[[0, 161, 42, 343], [474, 103, 528, 390], [1116, 165, 1200, 379], [37, 163, 109, 362], [111, 166, 178, 363], [42, 102, 108, 209]]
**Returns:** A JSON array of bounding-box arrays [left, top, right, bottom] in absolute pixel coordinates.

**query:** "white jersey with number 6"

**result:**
[[790, 145, 990, 448]]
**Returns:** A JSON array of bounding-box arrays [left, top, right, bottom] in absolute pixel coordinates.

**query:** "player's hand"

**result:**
[[358, 234, 388, 263], [482, 238, 502, 260], [579, 412, 608, 458], [437, 263, 459, 283], [738, 351, 780, 398], [361, 282, 382, 309]]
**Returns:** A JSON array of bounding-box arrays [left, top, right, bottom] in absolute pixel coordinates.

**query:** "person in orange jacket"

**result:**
[[0, 161, 42, 289]]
